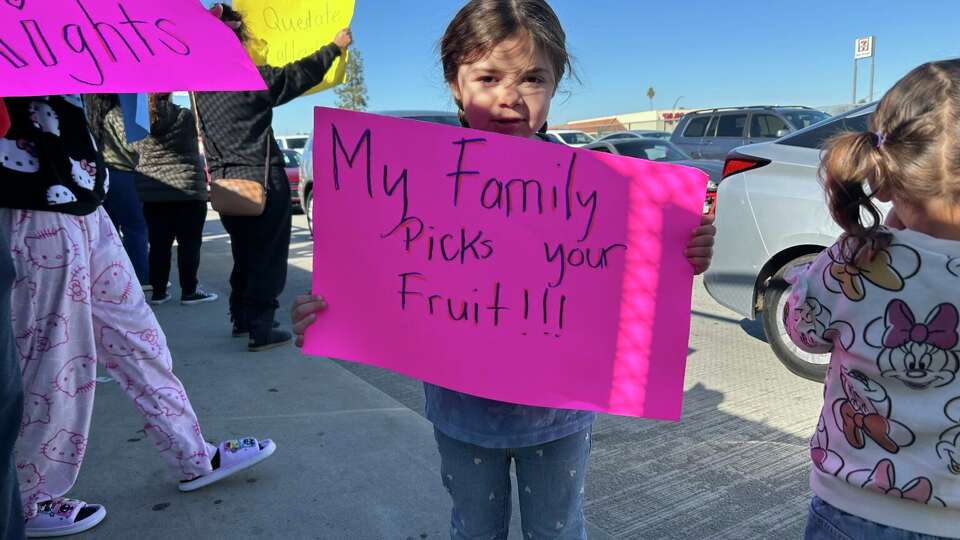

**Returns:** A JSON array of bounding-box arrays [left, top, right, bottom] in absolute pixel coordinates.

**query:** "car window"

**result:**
[[779, 112, 871, 149], [615, 140, 690, 162], [606, 133, 629, 140], [682, 116, 710, 138], [705, 115, 719, 137], [781, 110, 831, 130], [750, 114, 789, 138], [282, 151, 300, 167], [589, 146, 613, 153], [286, 138, 308, 151], [559, 132, 594, 144], [715, 114, 747, 137]]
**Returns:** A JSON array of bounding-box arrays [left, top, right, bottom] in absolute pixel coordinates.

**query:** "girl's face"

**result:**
[[450, 33, 556, 139]]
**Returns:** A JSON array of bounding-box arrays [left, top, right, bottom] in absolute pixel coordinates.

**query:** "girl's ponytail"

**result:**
[[819, 59, 960, 263], [820, 129, 889, 260]]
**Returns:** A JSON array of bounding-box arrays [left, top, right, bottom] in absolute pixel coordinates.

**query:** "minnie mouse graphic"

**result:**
[[936, 397, 960, 475], [866, 300, 960, 390], [785, 296, 855, 351], [833, 367, 916, 454]]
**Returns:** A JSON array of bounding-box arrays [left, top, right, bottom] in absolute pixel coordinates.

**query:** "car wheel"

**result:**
[[761, 254, 829, 382], [305, 189, 314, 237]]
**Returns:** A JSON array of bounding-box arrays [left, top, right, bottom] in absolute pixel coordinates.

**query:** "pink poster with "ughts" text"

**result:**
[[0, 0, 265, 96]]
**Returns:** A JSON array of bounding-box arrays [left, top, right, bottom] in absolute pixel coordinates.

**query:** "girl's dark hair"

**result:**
[[82, 94, 120, 148], [210, 3, 250, 44], [441, 0, 573, 99], [821, 59, 960, 260]]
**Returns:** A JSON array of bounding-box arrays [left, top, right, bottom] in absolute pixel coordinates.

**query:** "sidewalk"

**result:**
[[74, 212, 612, 539]]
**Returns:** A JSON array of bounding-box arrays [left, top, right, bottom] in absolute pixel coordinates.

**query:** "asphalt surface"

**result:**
[[71, 211, 822, 539]]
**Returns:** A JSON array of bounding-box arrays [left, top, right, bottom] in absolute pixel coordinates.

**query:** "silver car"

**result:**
[[597, 130, 672, 142], [704, 104, 877, 381], [582, 138, 723, 213]]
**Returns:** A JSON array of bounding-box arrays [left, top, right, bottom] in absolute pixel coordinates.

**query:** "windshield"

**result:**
[[781, 110, 830, 130], [409, 114, 461, 127], [614, 140, 691, 162], [284, 138, 308, 150], [779, 110, 871, 150], [559, 132, 595, 144]]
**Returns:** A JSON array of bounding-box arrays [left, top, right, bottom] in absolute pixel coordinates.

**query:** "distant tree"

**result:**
[[335, 49, 368, 111]]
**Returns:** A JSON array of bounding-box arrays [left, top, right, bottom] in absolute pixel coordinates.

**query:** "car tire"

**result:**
[[761, 253, 829, 383], [305, 189, 314, 237]]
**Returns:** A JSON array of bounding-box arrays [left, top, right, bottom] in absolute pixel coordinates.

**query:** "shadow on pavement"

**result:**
[[111, 213, 814, 540]]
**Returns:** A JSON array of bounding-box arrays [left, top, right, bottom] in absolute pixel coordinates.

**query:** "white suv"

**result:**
[[704, 103, 879, 381]]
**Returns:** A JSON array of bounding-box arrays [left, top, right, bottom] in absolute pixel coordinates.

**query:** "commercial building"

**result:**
[[552, 109, 692, 137]]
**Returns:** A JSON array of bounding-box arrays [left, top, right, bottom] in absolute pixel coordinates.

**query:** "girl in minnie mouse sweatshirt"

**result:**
[[785, 59, 960, 539]]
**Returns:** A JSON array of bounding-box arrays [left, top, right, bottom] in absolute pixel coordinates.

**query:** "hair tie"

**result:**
[[873, 131, 885, 149]]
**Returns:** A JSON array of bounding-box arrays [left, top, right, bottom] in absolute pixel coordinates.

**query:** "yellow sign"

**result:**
[[234, 0, 355, 95]]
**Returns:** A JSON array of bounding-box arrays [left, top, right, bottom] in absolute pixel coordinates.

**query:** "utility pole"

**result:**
[[852, 56, 858, 105]]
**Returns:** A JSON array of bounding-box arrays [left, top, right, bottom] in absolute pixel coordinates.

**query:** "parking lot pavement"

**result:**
[[74, 212, 822, 539]]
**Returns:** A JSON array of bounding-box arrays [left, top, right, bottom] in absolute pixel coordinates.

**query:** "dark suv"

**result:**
[[670, 106, 829, 160]]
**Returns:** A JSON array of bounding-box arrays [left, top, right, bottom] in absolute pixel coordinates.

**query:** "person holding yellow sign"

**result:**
[[195, 3, 352, 351]]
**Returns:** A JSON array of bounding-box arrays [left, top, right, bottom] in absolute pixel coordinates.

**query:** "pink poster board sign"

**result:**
[[0, 0, 266, 97], [304, 108, 707, 420]]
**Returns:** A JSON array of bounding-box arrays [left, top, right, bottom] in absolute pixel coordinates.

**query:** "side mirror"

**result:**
[[775, 129, 790, 138]]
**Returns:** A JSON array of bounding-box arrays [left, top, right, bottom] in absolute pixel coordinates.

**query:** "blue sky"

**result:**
[[204, 0, 960, 135]]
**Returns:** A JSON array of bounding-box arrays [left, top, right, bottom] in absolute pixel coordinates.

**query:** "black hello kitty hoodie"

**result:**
[[0, 95, 106, 215]]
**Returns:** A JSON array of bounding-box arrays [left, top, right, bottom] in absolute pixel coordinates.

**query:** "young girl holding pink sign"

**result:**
[[294, 1, 714, 538]]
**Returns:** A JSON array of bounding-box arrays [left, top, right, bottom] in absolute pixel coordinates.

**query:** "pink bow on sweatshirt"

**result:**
[[883, 300, 959, 350]]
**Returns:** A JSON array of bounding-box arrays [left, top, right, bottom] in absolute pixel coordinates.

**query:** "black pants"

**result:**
[[0, 217, 25, 539], [220, 170, 291, 334], [142, 200, 208, 296]]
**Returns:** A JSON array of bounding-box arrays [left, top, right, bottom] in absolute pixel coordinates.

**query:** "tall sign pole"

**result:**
[[852, 56, 859, 105], [853, 36, 875, 104]]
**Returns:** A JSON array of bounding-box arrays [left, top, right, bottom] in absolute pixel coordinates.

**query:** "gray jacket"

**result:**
[[133, 100, 206, 202]]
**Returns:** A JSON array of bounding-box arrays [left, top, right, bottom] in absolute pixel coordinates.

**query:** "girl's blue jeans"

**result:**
[[805, 496, 952, 540], [434, 427, 592, 540]]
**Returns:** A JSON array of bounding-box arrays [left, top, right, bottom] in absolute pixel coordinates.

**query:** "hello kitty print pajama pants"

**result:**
[[4, 208, 215, 519]]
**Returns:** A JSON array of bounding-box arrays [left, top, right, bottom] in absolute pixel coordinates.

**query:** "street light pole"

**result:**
[[672, 96, 684, 111], [852, 57, 858, 105], [868, 37, 877, 102]]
